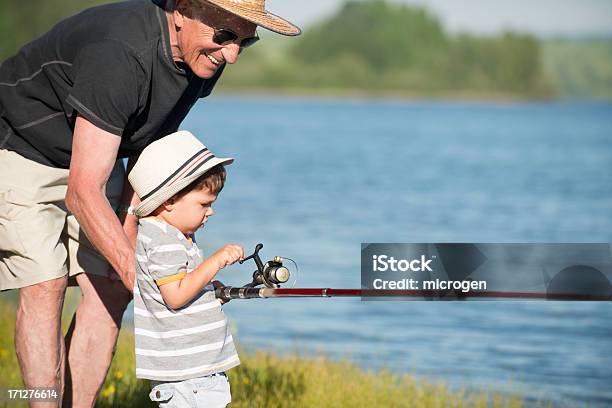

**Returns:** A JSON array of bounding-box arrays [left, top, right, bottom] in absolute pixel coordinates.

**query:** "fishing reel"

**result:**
[[239, 243, 290, 288]]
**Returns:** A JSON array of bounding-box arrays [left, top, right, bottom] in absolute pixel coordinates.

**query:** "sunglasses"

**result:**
[[212, 28, 259, 49]]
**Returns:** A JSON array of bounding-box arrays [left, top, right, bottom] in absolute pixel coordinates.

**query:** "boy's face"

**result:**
[[165, 188, 218, 236]]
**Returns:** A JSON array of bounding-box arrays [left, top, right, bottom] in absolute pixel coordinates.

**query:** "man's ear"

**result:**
[[173, 0, 188, 29]]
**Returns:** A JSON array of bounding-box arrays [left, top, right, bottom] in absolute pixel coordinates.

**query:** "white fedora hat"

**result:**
[[128, 130, 233, 217]]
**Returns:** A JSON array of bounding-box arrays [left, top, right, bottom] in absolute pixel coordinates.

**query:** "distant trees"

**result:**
[[284, 0, 552, 96], [445, 32, 551, 94], [0, 0, 109, 61], [291, 0, 447, 72]]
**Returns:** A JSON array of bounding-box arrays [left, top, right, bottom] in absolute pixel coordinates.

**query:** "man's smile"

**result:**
[[205, 53, 221, 66]]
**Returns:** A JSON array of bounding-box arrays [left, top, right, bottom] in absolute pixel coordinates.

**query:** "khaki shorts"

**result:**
[[0, 149, 125, 291]]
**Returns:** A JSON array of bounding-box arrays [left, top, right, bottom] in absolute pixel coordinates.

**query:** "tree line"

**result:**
[[221, 0, 554, 98]]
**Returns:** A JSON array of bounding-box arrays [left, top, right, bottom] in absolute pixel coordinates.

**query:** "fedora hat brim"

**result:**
[[133, 156, 233, 217]]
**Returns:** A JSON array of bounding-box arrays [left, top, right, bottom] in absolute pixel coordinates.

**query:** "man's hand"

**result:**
[[210, 244, 244, 270]]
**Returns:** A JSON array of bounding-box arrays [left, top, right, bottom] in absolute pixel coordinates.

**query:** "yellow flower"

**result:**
[[101, 384, 116, 398], [114, 371, 124, 381], [243, 377, 250, 385]]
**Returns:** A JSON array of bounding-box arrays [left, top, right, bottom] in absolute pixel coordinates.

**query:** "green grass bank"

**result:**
[[0, 300, 550, 407]]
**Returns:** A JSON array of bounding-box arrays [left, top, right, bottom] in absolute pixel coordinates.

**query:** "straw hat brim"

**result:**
[[203, 0, 301, 36], [133, 156, 233, 217]]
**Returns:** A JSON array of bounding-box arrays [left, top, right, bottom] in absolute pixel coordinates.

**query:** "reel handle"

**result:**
[[239, 243, 264, 272]]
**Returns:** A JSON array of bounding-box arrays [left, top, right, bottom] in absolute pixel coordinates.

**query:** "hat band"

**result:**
[[141, 148, 215, 200]]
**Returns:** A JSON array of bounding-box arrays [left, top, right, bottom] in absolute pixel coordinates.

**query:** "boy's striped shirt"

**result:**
[[134, 217, 239, 381]]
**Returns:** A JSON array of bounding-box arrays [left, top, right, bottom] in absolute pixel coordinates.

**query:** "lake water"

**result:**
[[171, 97, 612, 407], [7, 96, 610, 406], [175, 96, 611, 407]]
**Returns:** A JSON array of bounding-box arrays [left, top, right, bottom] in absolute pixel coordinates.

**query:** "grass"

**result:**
[[0, 299, 541, 407]]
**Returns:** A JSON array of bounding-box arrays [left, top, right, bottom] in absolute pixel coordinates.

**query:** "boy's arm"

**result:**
[[158, 244, 243, 309]]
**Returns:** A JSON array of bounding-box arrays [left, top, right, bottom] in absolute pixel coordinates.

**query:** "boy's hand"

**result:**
[[211, 244, 244, 270], [212, 280, 230, 304]]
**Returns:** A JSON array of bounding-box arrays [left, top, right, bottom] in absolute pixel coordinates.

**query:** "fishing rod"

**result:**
[[214, 244, 612, 302]]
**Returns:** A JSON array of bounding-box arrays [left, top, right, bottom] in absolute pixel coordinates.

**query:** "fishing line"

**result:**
[[278, 256, 299, 288]]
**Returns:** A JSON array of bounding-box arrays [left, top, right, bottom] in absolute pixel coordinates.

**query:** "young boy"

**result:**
[[127, 130, 244, 407]]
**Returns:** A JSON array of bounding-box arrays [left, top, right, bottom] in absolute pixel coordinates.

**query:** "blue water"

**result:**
[[164, 97, 611, 406], [170, 96, 612, 406], [0, 97, 608, 403]]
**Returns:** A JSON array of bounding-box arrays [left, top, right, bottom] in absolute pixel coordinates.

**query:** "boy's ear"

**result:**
[[162, 196, 177, 211]]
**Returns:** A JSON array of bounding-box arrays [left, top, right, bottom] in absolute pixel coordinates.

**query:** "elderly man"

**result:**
[[0, 0, 299, 406]]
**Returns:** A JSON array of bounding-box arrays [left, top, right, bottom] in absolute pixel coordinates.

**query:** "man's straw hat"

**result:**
[[202, 0, 301, 36], [128, 131, 233, 217]]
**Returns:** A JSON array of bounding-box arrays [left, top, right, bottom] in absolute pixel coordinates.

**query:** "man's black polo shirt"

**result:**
[[0, 0, 224, 168]]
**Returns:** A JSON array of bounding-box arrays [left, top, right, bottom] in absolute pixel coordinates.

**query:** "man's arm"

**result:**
[[66, 115, 135, 291]]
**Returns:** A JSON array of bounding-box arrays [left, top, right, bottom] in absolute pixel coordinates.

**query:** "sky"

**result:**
[[267, 0, 612, 38]]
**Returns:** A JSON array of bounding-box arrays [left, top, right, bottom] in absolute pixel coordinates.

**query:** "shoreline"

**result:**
[[214, 86, 611, 104]]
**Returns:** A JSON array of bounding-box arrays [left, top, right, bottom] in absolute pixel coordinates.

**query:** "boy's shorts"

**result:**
[[149, 372, 231, 408], [0, 149, 124, 290]]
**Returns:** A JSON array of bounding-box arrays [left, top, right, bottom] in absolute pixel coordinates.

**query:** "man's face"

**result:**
[[174, 3, 257, 79]]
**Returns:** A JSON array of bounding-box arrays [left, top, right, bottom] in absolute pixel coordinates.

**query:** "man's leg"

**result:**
[[15, 275, 69, 408], [62, 273, 132, 408]]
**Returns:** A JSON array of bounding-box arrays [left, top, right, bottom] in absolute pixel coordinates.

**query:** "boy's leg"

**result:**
[[63, 273, 132, 408], [15, 275, 68, 408]]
